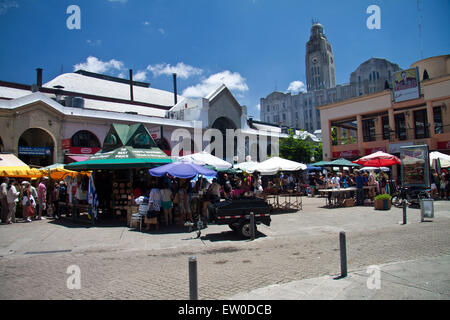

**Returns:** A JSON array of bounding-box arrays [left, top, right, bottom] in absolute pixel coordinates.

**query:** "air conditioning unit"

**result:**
[[72, 97, 85, 108], [64, 96, 73, 107]]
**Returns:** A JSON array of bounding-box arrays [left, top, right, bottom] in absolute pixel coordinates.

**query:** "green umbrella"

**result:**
[[65, 146, 172, 170], [329, 158, 361, 167]]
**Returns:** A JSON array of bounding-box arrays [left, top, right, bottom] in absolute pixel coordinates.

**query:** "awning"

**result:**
[[65, 146, 172, 170], [65, 154, 90, 163], [0, 167, 43, 178]]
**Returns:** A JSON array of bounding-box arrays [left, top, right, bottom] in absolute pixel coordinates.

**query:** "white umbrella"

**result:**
[[253, 156, 307, 175], [177, 151, 232, 170], [233, 161, 259, 173], [430, 151, 450, 168], [360, 166, 390, 172]]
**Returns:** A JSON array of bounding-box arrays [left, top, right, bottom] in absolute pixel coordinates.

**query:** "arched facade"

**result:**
[[18, 127, 56, 167], [71, 130, 101, 148]]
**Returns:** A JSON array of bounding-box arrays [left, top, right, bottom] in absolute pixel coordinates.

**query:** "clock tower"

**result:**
[[305, 22, 336, 91]]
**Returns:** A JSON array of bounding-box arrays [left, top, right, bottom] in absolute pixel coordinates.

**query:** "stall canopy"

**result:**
[[149, 162, 217, 179], [65, 123, 172, 170], [353, 151, 401, 167], [329, 158, 361, 167], [39, 163, 90, 180], [0, 153, 42, 178], [430, 151, 450, 168], [360, 166, 390, 172], [306, 164, 322, 171], [252, 156, 307, 175], [233, 161, 259, 173], [178, 151, 232, 170], [310, 160, 330, 167]]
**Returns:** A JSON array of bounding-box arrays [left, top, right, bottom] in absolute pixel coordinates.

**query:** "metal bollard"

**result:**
[[339, 231, 347, 278], [250, 212, 255, 241], [402, 200, 407, 225], [189, 256, 198, 300]]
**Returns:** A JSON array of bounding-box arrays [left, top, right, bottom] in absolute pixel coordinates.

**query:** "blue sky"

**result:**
[[0, 0, 449, 120]]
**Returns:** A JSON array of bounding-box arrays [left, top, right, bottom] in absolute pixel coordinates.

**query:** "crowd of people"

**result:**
[[2, 166, 449, 227], [0, 175, 89, 225]]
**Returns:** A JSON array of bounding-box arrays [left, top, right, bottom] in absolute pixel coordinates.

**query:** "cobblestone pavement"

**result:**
[[0, 198, 449, 300]]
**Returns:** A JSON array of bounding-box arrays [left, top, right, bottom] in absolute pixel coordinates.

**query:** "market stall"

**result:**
[[64, 123, 172, 225]]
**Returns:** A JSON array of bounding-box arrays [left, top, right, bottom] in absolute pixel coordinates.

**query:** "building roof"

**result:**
[[43, 72, 181, 107], [0, 92, 194, 129]]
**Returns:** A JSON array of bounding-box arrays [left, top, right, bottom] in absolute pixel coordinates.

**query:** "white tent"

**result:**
[[177, 151, 232, 170], [252, 156, 307, 175], [233, 161, 259, 173], [430, 151, 450, 168]]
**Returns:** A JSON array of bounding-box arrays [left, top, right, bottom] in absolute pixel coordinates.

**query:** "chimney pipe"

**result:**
[[173, 73, 178, 105], [36, 68, 43, 89], [129, 69, 134, 101]]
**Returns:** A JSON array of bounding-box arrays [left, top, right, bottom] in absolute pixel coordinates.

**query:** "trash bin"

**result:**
[[420, 198, 434, 220]]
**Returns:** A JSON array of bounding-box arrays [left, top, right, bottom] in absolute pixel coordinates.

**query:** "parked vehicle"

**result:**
[[186, 197, 271, 239]]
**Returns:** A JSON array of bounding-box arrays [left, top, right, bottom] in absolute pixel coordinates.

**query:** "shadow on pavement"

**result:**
[[200, 230, 267, 242]]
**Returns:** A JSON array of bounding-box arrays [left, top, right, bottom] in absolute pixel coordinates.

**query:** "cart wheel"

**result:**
[[238, 221, 256, 239], [228, 223, 238, 231]]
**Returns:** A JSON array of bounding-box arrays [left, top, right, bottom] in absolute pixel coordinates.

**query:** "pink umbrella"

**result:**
[[353, 151, 401, 167]]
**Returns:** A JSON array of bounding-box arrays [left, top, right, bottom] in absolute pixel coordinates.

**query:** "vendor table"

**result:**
[[318, 187, 357, 207], [265, 193, 303, 211]]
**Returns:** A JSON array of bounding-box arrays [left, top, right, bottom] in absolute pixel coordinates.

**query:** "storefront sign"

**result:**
[[400, 145, 430, 188], [365, 147, 386, 155], [437, 140, 450, 150], [18, 146, 52, 156], [62, 139, 71, 150], [69, 147, 101, 154], [393, 67, 420, 103], [148, 126, 162, 140], [332, 150, 359, 159]]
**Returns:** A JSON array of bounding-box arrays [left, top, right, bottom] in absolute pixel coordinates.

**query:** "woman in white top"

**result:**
[[6, 179, 20, 224], [145, 180, 162, 231]]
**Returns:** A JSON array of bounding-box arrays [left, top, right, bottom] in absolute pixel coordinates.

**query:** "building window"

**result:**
[[295, 112, 299, 119], [414, 109, 429, 139], [362, 119, 376, 142], [395, 113, 407, 141], [382, 116, 390, 140], [433, 106, 443, 134], [72, 130, 100, 148], [282, 113, 286, 121]]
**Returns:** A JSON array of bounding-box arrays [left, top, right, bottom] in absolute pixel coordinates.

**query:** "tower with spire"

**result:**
[[305, 21, 336, 91]]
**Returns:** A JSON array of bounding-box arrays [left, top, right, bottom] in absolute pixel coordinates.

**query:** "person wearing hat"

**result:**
[[6, 179, 20, 224]]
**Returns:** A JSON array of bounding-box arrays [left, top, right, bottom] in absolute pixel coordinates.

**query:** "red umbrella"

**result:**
[[353, 151, 401, 167]]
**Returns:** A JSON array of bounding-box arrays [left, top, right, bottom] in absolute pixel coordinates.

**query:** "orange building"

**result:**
[[319, 55, 450, 175]]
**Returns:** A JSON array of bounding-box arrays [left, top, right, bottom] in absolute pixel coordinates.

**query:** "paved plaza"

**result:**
[[0, 197, 449, 300]]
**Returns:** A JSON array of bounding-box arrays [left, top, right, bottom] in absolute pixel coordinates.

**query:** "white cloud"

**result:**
[[182, 70, 249, 98], [157, 28, 165, 35], [147, 62, 203, 80], [287, 80, 306, 93], [108, 0, 127, 3], [142, 21, 150, 26], [133, 70, 148, 81], [0, 0, 18, 15], [73, 56, 124, 74], [256, 103, 261, 110]]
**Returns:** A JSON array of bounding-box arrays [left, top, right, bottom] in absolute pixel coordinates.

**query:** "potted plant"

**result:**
[[374, 193, 392, 210]]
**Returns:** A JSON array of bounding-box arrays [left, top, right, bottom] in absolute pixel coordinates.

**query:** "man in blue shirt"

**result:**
[[355, 170, 365, 205]]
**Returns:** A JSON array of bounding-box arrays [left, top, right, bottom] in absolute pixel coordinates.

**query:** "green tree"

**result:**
[[279, 129, 321, 164]]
